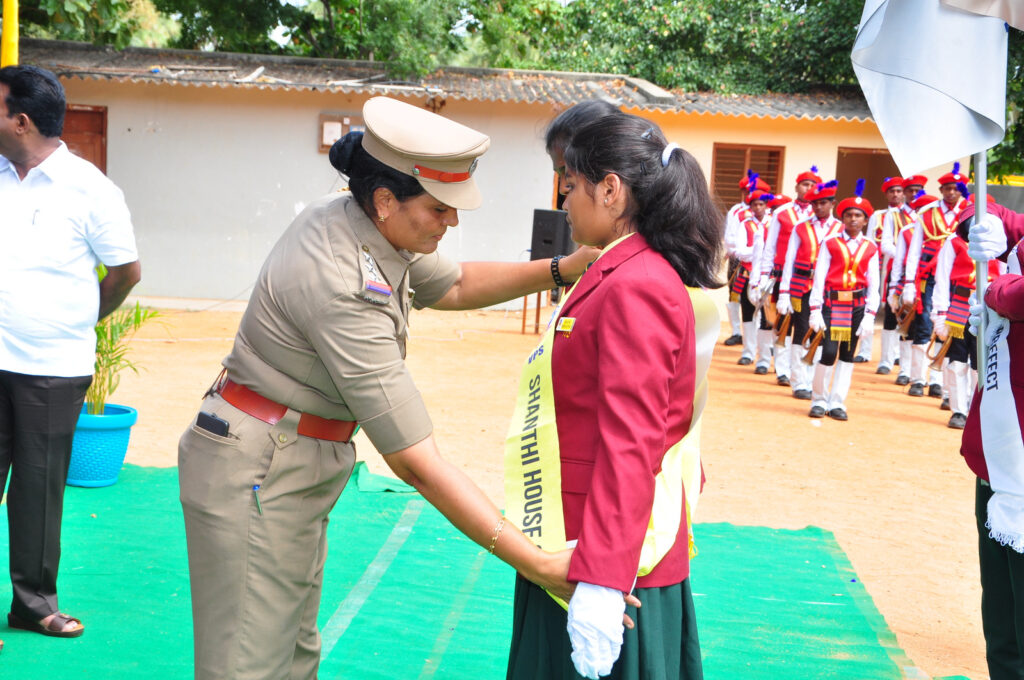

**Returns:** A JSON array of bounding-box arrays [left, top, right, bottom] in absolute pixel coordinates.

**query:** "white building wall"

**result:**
[[61, 80, 560, 303]]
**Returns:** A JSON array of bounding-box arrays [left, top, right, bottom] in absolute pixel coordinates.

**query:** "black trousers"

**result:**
[[908, 276, 936, 345], [790, 291, 812, 345], [0, 369, 91, 621], [977, 478, 1024, 680], [739, 279, 771, 329], [819, 305, 865, 366]]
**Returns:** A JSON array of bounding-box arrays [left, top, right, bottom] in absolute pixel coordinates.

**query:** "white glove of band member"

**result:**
[[776, 294, 793, 316], [887, 291, 900, 313], [567, 582, 626, 679], [856, 313, 875, 338], [901, 284, 916, 306], [747, 285, 761, 306], [933, 314, 949, 341], [809, 309, 825, 333], [968, 213, 1008, 261], [968, 293, 983, 337]]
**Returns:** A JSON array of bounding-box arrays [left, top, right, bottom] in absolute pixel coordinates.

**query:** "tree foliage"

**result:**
[[4, 0, 173, 48]]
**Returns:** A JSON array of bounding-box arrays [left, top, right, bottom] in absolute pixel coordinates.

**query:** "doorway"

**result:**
[[835, 147, 899, 210], [63, 104, 107, 173]]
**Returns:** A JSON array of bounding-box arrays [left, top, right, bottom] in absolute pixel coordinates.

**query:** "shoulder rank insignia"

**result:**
[[358, 246, 393, 306]]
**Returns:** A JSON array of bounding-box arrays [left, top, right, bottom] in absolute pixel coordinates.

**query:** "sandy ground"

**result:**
[[115, 294, 984, 679]]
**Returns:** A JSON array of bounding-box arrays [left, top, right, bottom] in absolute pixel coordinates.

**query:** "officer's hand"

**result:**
[[968, 213, 1008, 261], [558, 246, 601, 284], [809, 309, 825, 333], [776, 294, 793, 316]]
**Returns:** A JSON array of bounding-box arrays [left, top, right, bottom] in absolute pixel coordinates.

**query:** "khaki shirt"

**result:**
[[223, 192, 459, 454]]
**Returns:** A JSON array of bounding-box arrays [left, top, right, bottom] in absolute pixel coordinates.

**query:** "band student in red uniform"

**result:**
[[733, 185, 773, 370], [889, 188, 936, 387], [931, 185, 1003, 430], [863, 176, 912, 372], [777, 179, 843, 400], [806, 180, 879, 421], [757, 166, 820, 386], [723, 172, 769, 346], [901, 163, 968, 398]]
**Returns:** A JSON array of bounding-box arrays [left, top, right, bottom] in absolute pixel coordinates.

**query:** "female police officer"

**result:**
[[178, 97, 595, 680]]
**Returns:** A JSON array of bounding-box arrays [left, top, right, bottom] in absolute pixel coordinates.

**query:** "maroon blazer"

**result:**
[[961, 203, 1024, 479], [552, 234, 696, 592]]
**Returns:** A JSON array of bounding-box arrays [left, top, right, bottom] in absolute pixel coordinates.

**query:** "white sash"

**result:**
[[982, 244, 1024, 552]]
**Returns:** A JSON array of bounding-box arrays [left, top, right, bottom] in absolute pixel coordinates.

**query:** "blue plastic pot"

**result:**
[[67, 404, 138, 487]]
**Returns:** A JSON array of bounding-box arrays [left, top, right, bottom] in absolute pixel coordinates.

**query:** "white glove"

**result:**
[[567, 582, 625, 679], [857, 313, 875, 338], [887, 291, 900, 313], [901, 284, 916, 306], [776, 294, 793, 316], [968, 293, 983, 337], [933, 314, 949, 341], [968, 213, 1008, 261], [747, 284, 761, 306], [809, 309, 825, 333]]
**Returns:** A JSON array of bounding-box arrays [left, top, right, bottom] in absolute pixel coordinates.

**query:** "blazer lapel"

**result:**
[[559, 234, 650, 318]]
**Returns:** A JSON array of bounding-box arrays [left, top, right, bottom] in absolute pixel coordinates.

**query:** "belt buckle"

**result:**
[[837, 290, 853, 302]]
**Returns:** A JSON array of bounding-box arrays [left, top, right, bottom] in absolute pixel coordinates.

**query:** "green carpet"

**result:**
[[0, 464, 956, 679]]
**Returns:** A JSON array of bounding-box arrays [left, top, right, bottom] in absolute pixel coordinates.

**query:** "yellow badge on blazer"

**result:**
[[555, 317, 575, 336]]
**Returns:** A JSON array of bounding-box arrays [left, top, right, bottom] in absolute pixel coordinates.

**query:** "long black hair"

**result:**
[[562, 115, 724, 288], [329, 131, 424, 219], [544, 99, 623, 155]]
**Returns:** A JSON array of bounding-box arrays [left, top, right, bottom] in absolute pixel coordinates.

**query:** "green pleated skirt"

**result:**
[[506, 575, 703, 680]]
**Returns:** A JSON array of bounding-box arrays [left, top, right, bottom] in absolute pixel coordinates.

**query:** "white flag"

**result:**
[[941, 0, 1024, 31], [852, 0, 1008, 176]]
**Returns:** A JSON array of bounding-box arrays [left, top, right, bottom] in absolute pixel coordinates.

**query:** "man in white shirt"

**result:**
[[0, 65, 141, 640]]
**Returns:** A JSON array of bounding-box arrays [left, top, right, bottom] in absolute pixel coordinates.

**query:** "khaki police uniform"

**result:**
[[178, 96, 485, 680]]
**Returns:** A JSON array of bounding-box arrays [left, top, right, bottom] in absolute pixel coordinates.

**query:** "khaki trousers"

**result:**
[[179, 393, 355, 680]]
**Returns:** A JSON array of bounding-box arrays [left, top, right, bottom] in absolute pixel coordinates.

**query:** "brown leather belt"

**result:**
[[829, 288, 866, 302], [219, 379, 357, 442]]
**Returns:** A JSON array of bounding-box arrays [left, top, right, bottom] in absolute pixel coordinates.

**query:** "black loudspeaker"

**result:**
[[530, 209, 575, 260]]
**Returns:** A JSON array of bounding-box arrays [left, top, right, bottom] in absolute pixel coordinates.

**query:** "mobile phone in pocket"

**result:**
[[196, 411, 230, 436]]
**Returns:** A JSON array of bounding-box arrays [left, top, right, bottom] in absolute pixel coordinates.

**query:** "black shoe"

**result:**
[[828, 408, 849, 421], [794, 389, 812, 400], [908, 383, 924, 397], [723, 334, 742, 346], [895, 375, 910, 386], [894, 358, 900, 366], [940, 397, 950, 411], [754, 365, 768, 375], [737, 356, 753, 366], [928, 384, 943, 398], [809, 405, 826, 418], [777, 375, 790, 386], [948, 413, 967, 429], [853, 356, 868, 363], [875, 365, 891, 375]]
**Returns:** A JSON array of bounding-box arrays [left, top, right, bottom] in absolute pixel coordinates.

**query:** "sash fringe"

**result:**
[[830, 328, 852, 343]]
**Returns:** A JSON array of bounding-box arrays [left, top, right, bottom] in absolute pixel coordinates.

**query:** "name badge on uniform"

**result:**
[[358, 246, 392, 306], [555, 317, 575, 336]]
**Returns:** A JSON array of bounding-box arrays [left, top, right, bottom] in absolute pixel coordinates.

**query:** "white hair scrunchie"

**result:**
[[661, 142, 680, 167]]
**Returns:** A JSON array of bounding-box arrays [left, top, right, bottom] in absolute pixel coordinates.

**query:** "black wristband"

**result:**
[[551, 255, 568, 287]]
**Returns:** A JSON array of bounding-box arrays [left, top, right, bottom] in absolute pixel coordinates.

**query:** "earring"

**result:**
[[603, 199, 608, 206], [378, 215, 386, 223]]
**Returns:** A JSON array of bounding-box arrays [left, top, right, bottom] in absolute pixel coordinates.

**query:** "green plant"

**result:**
[[85, 301, 160, 415]]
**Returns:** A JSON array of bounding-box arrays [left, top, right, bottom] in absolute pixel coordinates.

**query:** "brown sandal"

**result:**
[[7, 612, 84, 638]]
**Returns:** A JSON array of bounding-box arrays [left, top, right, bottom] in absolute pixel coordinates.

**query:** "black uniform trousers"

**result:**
[[0, 369, 91, 622], [819, 305, 865, 366], [977, 478, 1024, 680]]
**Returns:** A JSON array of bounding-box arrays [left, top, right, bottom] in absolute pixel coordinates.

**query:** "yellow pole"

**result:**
[[1, 0, 19, 67]]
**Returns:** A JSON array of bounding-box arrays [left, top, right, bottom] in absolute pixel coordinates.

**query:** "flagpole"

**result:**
[[974, 150, 988, 374], [1, 0, 18, 67]]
